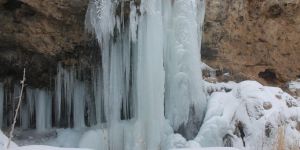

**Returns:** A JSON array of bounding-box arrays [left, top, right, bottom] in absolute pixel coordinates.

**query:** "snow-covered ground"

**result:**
[[0, 129, 238, 150], [1, 80, 300, 150], [0, 130, 90, 150], [171, 148, 240, 150], [196, 80, 300, 150]]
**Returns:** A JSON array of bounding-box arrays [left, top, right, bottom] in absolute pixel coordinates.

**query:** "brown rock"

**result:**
[[203, 0, 300, 86], [263, 102, 272, 110], [0, 0, 299, 89], [0, 0, 88, 56], [296, 122, 300, 132], [20, 0, 88, 24], [296, 89, 300, 97], [0, 0, 91, 87]]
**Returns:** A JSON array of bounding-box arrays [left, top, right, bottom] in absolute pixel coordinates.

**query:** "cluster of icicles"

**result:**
[[0, 0, 207, 149]]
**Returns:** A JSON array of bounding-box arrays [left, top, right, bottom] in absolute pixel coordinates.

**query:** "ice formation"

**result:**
[[54, 65, 88, 128], [83, 0, 207, 149], [1, 0, 207, 149], [163, 0, 206, 138], [1, 0, 300, 150]]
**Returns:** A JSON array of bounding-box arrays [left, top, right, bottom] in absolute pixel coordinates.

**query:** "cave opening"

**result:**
[[258, 69, 277, 83], [3, 0, 23, 11]]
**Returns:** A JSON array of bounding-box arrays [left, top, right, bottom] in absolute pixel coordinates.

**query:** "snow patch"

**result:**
[[289, 79, 300, 91]]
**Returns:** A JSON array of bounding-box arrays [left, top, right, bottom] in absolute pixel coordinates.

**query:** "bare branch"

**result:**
[[6, 68, 26, 149]]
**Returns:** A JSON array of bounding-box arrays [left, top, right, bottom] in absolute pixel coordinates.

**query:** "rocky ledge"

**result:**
[[0, 0, 91, 87], [0, 0, 299, 88]]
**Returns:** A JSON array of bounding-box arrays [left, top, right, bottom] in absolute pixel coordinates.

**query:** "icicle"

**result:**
[[73, 81, 86, 129], [0, 83, 3, 128], [129, 1, 138, 42], [93, 66, 105, 124], [54, 64, 63, 126], [85, 0, 117, 48], [34, 89, 52, 131], [26, 88, 35, 126], [11, 85, 21, 127], [54, 65, 90, 128], [197, 0, 206, 49], [63, 68, 74, 127], [20, 102, 29, 129]]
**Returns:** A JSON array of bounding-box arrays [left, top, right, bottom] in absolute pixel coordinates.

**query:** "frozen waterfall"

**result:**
[[0, 0, 207, 149], [84, 0, 207, 149]]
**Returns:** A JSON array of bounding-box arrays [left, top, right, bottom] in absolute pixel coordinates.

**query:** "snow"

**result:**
[[0, 128, 239, 150], [162, 129, 240, 150], [46, 129, 85, 148], [289, 79, 300, 91], [78, 129, 109, 150], [171, 148, 240, 150], [16, 146, 90, 150], [0, 130, 90, 150], [196, 80, 300, 150], [0, 131, 18, 149], [2, 80, 300, 150]]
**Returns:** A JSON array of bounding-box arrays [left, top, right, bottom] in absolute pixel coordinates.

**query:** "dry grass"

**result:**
[[275, 127, 285, 150], [273, 126, 299, 150]]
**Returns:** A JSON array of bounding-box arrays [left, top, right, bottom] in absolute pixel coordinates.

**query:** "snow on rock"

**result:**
[[163, 133, 196, 149], [196, 80, 300, 150], [163, 133, 239, 150]]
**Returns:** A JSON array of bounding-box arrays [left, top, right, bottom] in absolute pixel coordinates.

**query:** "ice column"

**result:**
[[164, 0, 207, 138], [135, 0, 166, 149], [73, 81, 86, 129], [34, 89, 52, 131], [55, 65, 87, 128]]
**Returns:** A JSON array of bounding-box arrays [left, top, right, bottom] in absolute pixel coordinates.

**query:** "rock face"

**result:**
[[0, 0, 299, 87], [202, 0, 300, 86], [1, 0, 88, 55], [0, 0, 90, 87]]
